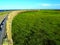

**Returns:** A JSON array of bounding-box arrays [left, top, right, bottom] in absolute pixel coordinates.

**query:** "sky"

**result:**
[[0, 0, 60, 10]]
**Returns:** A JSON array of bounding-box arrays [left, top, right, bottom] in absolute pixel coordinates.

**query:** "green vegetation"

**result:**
[[12, 10, 60, 45], [0, 12, 7, 15], [0, 11, 11, 16]]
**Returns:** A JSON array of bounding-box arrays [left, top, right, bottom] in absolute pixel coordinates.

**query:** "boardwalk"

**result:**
[[6, 10, 24, 45]]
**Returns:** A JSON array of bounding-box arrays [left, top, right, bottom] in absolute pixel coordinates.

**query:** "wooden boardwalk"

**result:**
[[6, 11, 24, 45], [0, 10, 25, 45]]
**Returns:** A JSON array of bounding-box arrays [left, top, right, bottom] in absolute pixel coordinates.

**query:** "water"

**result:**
[[0, 10, 5, 12]]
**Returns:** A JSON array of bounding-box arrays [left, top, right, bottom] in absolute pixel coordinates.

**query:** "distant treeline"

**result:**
[[40, 9, 60, 11], [0, 10, 5, 12], [0, 9, 60, 12], [0, 10, 10, 12]]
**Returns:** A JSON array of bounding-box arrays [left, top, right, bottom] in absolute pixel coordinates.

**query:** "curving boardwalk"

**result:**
[[6, 10, 25, 45]]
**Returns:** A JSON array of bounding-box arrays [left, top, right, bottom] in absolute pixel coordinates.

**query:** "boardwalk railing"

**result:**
[[0, 15, 8, 45]]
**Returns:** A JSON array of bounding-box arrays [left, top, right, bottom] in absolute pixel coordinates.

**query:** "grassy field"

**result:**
[[12, 10, 60, 45], [0, 11, 9, 15]]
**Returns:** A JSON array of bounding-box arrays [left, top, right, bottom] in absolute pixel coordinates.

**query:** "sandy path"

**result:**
[[6, 11, 24, 45]]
